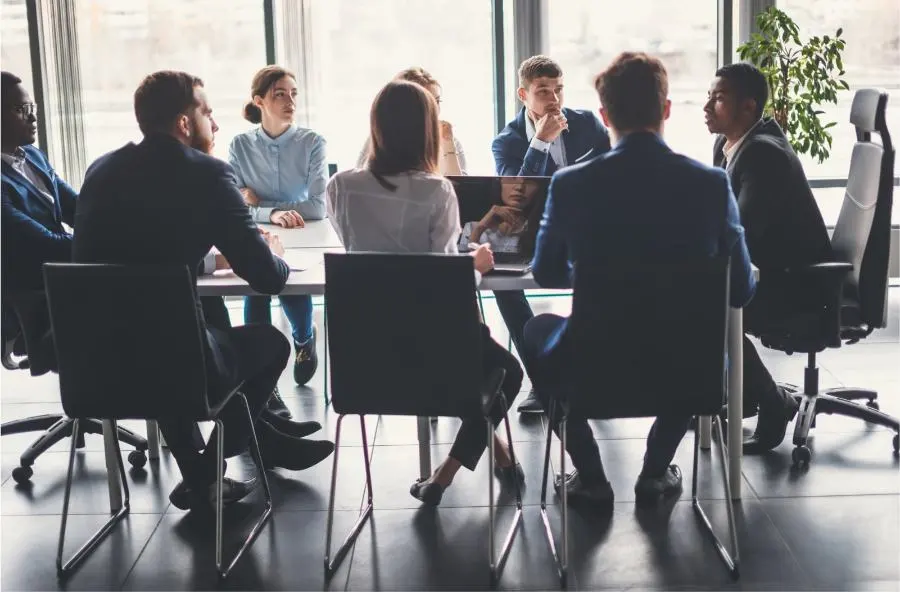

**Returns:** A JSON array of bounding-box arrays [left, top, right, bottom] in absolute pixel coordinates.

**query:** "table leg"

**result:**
[[698, 417, 712, 450], [102, 420, 123, 512], [727, 307, 743, 500], [417, 416, 431, 480]]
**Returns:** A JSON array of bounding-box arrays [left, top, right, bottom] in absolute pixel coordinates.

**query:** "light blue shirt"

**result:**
[[228, 125, 328, 223]]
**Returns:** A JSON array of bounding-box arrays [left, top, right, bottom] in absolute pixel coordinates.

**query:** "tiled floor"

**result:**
[[1, 290, 898, 591]]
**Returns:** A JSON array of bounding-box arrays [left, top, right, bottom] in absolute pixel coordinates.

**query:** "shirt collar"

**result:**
[[1, 146, 27, 166], [256, 125, 296, 147], [723, 119, 762, 163], [524, 111, 537, 142]]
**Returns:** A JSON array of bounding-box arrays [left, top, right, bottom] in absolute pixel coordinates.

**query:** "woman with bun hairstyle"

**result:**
[[228, 65, 325, 393]]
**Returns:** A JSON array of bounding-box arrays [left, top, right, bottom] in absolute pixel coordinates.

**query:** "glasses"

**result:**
[[12, 103, 37, 118]]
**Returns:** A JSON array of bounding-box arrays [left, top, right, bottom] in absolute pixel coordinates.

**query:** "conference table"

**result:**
[[103, 220, 747, 509]]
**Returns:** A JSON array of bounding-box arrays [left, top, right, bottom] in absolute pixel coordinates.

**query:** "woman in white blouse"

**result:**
[[355, 67, 466, 176], [327, 80, 525, 506]]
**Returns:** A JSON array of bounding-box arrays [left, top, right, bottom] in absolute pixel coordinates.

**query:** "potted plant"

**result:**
[[737, 7, 849, 163]]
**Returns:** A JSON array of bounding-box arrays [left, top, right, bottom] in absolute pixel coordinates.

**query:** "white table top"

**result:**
[[260, 220, 343, 249]]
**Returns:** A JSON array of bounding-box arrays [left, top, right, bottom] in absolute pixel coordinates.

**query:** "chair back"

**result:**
[[328, 163, 338, 178], [567, 258, 730, 419], [324, 253, 483, 417], [43, 263, 212, 421], [831, 89, 894, 328]]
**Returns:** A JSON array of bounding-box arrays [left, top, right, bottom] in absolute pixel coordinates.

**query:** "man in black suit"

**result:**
[[705, 63, 832, 453], [73, 71, 334, 511]]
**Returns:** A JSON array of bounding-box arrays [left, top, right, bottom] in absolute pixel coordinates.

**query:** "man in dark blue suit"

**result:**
[[492, 55, 612, 414], [523, 53, 756, 507], [1, 71, 77, 346]]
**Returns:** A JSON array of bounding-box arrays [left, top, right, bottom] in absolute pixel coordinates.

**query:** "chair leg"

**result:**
[[146, 421, 160, 460], [488, 396, 523, 586], [691, 415, 740, 579], [215, 393, 274, 579], [57, 419, 130, 577], [539, 402, 568, 588], [323, 298, 330, 406], [325, 414, 373, 578]]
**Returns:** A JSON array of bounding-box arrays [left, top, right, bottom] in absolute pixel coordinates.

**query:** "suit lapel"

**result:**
[[2, 158, 59, 221]]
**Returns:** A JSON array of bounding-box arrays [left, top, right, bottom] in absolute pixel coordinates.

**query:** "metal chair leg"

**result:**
[[216, 393, 274, 579], [323, 297, 330, 406], [691, 415, 740, 579], [539, 401, 568, 587], [146, 420, 160, 460], [57, 419, 130, 577], [325, 414, 373, 578], [488, 396, 523, 585]]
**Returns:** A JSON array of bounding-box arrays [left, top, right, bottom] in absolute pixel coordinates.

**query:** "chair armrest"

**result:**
[[480, 367, 507, 416], [786, 261, 853, 347]]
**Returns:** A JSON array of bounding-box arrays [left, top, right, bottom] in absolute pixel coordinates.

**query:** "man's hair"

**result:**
[[133, 70, 203, 136], [594, 52, 668, 132], [714, 62, 769, 120], [1, 71, 23, 105], [244, 65, 296, 124], [367, 80, 439, 190], [518, 55, 563, 87], [395, 67, 439, 91]]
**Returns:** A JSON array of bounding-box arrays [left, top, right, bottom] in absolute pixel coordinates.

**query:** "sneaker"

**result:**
[[293, 325, 318, 386], [634, 464, 683, 505], [267, 387, 293, 420], [553, 470, 614, 506], [168, 477, 258, 511], [517, 388, 544, 414]]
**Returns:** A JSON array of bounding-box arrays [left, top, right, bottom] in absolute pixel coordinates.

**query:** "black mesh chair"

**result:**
[[754, 89, 899, 466], [43, 263, 272, 579], [1, 291, 150, 484], [540, 258, 739, 586], [322, 253, 523, 585]]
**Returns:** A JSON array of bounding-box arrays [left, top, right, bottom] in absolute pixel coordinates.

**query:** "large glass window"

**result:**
[[1, 0, 37, 143], [547, 0, 718, 164], [307, 0, 497, 174], [75, 0, 266, 165]]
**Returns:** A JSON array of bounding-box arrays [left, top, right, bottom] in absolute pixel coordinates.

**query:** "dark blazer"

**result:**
[[73, 134, 289, 392], [1, 145, 78, 294], [713, 118, 831, 272], [492, 107, 611, 176], [531, 132, 756, 354]]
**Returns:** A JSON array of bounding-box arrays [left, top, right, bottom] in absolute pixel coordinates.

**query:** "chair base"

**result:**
[[2, 416, 150, 484]]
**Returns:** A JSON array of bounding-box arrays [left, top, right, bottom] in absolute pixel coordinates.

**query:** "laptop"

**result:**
[[447, 175, 551, 275]]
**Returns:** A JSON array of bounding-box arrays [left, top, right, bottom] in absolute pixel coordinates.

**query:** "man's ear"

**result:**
[[176, 114, 191, 138], [516, 86, 527, 104], [662, 99, 672, 121], [599, 107, 611, 128]]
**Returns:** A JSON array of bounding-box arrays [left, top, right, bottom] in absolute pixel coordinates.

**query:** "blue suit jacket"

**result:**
[[492, 107, 612, 176], [1, 145, 77, 294], [531, 132, 756, 353]]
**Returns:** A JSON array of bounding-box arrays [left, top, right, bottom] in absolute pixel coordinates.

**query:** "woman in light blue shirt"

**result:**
[[229, 65, 327, 389]]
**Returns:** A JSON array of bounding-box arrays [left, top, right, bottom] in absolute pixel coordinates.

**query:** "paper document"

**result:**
[[281, 251, 320, 271]]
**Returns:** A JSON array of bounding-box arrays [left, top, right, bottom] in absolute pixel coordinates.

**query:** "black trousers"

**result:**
[[523, 313, 692, 481], [448, 324, 524, 471], [158, 300, 290, 490]]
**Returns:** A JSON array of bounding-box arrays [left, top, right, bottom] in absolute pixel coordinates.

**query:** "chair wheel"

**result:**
[[128, 450, 147, 469], [12, 465, 33, 484], [866, 400, 879, 411], [791, 446, 811, 467]]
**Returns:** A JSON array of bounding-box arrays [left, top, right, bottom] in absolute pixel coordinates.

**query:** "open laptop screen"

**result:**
[[447, 176, 551, 261]]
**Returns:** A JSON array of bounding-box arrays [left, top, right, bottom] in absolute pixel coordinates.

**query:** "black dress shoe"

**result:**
[[743, 388, 800, 455], [293, 325, 318, 386], [409, 478, 446, 506], [554, 470, 614, 506], [493, 462, 525, 485], [517, 388, 544, 414], [169, 477, 258, 511], [267, 387, 293, 420], [259, 412, 322, 439], [634, 464, 683, 505], [257, 422, 334, 471]]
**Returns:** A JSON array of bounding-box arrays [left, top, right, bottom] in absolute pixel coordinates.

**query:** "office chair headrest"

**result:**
[[850, 89, 888, 135]]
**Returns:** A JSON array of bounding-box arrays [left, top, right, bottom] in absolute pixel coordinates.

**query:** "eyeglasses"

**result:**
[[12, 103, 37, 117]]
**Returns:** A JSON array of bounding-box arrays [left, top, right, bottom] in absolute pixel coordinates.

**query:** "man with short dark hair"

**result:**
[[491, 55, 612, 414], [523, 52, 755, 507], [705, 62, 832, 453], [73, 70, 334, 511]]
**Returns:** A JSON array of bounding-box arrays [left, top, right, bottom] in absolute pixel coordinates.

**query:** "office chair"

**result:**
[[754, 88, 899, 466], [44, 263, 271, 579], [0, 292, 151, 484], [538, 258, 739, 587], [322, 253, 522, 586]]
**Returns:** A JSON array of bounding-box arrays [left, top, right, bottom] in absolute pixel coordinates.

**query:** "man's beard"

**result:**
[[188, 121, 214, 155]]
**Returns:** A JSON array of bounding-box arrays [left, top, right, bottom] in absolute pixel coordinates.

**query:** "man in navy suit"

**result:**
[[522, 53, 756, 507], [491, 55, 612, 414], [1, 71, 77, 345]]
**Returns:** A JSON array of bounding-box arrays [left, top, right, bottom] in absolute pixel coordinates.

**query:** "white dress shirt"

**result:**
[[722, 119, 763, 170], [524, 112, 567, 168]]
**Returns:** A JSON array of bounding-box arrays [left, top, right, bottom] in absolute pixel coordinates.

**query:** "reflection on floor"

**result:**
[[2, 290, 898, 591]]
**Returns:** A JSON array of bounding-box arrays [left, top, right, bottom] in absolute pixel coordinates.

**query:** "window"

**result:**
[[547, 0, 718, 164], [75, 0, 266, 166], [1, 0, 37, 144], [306, 0, 497, 174]]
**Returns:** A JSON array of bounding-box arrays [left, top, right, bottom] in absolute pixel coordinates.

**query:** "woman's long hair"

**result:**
[[366, 80, 440, 190]]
